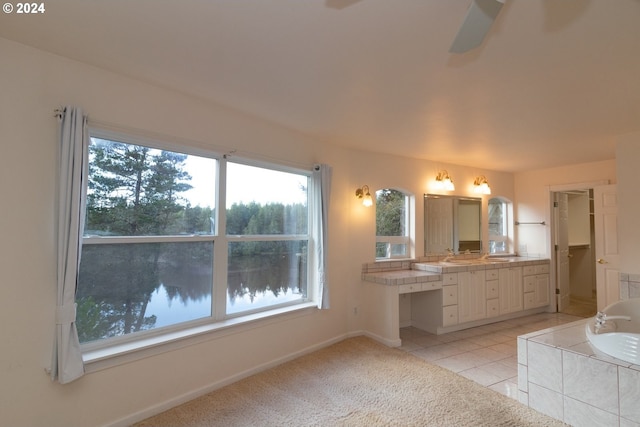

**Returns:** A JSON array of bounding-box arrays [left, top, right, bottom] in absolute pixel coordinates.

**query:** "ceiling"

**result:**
[[1, 0, 639, 172]]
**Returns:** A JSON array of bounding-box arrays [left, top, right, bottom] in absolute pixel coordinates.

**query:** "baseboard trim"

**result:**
[[362, 330, 402, 347]]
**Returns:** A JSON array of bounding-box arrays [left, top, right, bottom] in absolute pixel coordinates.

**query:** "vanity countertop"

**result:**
[[362, 256, 550, 285], [413, 256, 550, 273], [361, 269, 441, 286]]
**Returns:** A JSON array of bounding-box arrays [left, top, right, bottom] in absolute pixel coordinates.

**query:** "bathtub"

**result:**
[[585, 298, 640, 365]]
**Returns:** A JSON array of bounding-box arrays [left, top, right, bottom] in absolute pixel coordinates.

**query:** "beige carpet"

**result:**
[[135, 336, 565, 427]]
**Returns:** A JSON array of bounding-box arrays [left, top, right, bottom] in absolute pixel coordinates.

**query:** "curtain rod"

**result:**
[[54, 108, 315, 171]]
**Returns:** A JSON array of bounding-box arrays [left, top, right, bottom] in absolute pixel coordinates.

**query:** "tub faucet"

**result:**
[[595, 311, 631, 333]]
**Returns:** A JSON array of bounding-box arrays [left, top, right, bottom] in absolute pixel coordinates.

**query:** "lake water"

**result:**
[[146, 284, 305, 327]]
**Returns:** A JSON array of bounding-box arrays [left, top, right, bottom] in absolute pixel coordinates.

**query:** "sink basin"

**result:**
[[438, 258, 514, 266], [440, 260, 474, 265]]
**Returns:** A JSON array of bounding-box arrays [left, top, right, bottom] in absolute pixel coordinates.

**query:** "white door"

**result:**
[[594, 184, 620, 310], [555, 193, 571, 311]]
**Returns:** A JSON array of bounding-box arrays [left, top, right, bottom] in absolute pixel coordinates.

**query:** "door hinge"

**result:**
[[555, 289, 560, 295], [554, 201, 559, 207]]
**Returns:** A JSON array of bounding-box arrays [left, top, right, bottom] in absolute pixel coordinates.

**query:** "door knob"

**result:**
[[597, 258, 608, 264]]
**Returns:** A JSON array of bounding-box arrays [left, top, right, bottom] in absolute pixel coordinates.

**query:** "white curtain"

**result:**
[[312, 164, 332, 309], [51, 106, 88, 384]]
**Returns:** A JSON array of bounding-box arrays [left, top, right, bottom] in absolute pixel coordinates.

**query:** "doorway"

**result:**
[[551, 188, 598, 317]]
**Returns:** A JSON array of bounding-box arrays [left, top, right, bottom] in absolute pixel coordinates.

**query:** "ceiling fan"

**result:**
[[449, 0, 505, 53], [326, 0, 505, 53]]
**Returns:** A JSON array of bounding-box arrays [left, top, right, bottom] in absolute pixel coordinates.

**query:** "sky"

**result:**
[[183, 156, 309, 208]]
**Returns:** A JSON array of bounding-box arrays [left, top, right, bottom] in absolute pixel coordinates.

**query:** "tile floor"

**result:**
[[399, 312, 586, 400], [560, 295, 597, 318]]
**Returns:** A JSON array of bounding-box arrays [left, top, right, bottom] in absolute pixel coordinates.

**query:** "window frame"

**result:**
[[79, 127, 318, 358]]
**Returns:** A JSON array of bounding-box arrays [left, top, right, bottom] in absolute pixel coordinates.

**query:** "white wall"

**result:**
[[0, 37, 515, 426], [513, 160, 616, 257], [616, 132, 640, 274]]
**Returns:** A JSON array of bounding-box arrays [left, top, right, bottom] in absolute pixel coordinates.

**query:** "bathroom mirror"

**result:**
[[424, 194, 482, 254]]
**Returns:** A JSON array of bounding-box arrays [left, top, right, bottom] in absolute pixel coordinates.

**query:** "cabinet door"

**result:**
[[534, 274, 550, 307], [458, 270, 486, 323], [499, 267, 523, 314]]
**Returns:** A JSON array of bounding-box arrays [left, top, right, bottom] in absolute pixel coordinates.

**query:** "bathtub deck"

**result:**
[[518, 319, 640, 426]]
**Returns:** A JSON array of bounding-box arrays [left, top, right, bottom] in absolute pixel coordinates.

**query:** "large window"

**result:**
[[77, 131, 313, 345], [375, 189, 410, 259]]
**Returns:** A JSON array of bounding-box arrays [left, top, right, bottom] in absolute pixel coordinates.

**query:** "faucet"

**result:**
[[595, 311, 631, 333], [442, 248, 455, 262]]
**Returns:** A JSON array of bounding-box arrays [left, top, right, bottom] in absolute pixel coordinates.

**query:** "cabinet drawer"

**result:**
[[443, 273, 457, 286], [523, 266, 535, 276], [486, 298, 499, 317], [524, 292, 536, 310], [535, 264, 550, 274], [422, 281, 443, 291], [523, 276, 535, 293], [486, 269, 499, 281], [442, 305, 458, 326], [399, 283, 422, 294], [442, 285, 458, 306], [486, 280, 499, 299]]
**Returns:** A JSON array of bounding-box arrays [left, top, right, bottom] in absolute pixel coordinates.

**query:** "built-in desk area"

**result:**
[[361, 256, 551, 347]]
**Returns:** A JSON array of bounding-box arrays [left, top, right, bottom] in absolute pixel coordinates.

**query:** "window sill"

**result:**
[[82, 302, 318, 374]]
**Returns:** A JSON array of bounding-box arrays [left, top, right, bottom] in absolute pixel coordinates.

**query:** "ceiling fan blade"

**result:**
[[449, 0, 505, 53], [325, 0, 363, 10]]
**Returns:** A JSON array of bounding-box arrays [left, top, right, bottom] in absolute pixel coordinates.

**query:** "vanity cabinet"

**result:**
[[458, 270, 486, 323], [362, 258, 551, 341], [523, 264, 550, 309], [499, 267, 523, 315]]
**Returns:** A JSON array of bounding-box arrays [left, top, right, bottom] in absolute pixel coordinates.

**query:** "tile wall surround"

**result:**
[[361, 260, 413, 275], [518, 319, 640, 427], [619, 272, 640, 300], [360, 254, 519, 275]]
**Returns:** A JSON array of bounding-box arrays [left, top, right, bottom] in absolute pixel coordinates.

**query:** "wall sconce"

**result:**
[[434, 170, 455, 191], [473, 175, 492, 194], [355, 185, 373, 207]]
